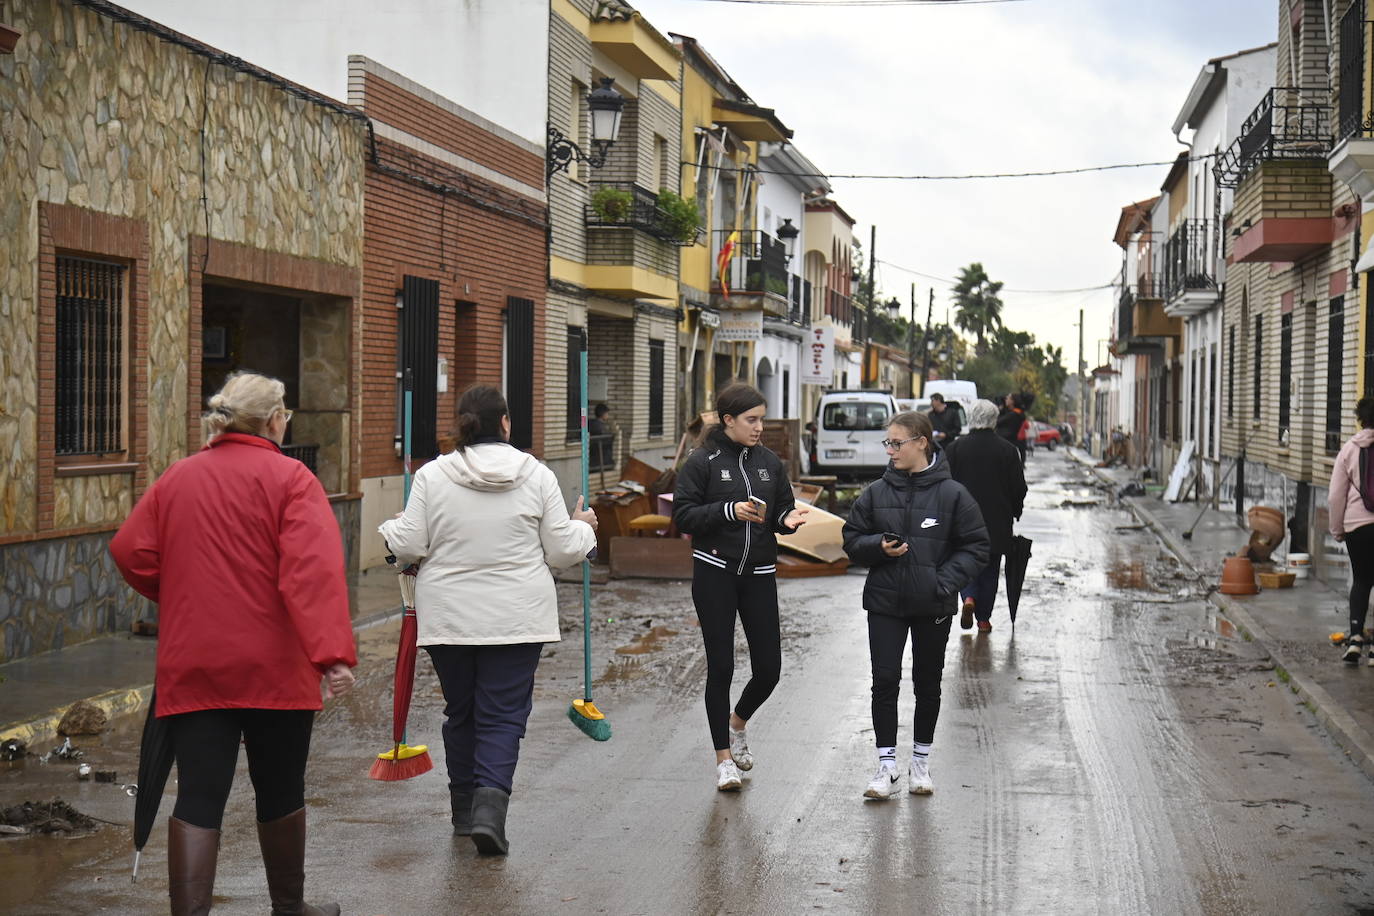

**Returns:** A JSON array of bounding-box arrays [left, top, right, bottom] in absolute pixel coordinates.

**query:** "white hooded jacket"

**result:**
[[377, 442, 596, 645]]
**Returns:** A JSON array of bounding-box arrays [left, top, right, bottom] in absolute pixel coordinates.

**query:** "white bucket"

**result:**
[[1287, 553, 1311, 579]]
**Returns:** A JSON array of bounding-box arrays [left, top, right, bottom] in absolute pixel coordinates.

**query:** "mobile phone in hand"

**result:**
[[882, 532, 904, 547], [749, 495, 768, 517]]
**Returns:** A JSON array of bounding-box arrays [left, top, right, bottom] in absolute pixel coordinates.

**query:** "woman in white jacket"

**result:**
[[379, 385, 597, 855]]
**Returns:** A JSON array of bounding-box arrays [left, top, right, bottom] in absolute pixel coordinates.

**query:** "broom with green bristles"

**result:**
[[568, 331, 611, 741]]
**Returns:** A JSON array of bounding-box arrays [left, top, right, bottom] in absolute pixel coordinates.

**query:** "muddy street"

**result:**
[[3, 451, 1373, 914]]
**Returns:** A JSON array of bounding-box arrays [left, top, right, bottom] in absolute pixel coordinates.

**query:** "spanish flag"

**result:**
[[717, 230, 740, 299]]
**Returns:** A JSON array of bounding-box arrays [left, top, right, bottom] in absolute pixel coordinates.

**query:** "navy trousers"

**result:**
[[960, 553, 1003, 623], [425, 643, 543, 795]]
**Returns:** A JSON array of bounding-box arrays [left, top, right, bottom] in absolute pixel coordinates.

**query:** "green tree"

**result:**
[[952, 263, 1004, 355]]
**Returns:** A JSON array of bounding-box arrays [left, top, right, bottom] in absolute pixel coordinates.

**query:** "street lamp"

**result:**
[[547, 77, 626, 179], [885, 296, 900, 317], [776, 218, 799, 266]]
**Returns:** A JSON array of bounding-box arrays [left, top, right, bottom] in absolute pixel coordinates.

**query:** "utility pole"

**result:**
[[919, 287, 934, 397], [908, 283, 917, 399], [1078, 308, 1086, 446], [864, 225, 876, 386]]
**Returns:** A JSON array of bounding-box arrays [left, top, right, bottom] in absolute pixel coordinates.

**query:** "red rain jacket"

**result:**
[[110, 433, 357, 717]]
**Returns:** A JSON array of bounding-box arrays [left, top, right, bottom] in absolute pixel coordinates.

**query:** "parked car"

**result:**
[[1029, 421, 1061, 450], [811, 389, 899, 479]]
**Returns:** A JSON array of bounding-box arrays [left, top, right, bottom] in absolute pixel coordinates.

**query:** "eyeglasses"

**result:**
[[279, 408, 294, 423], [881, 435, 921, 451]]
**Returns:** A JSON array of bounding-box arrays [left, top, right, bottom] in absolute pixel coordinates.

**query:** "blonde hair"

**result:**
[[202, 371, 286, 442]]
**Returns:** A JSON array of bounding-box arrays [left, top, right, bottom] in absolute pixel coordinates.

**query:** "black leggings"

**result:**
[[868, 613, 953, 747], [168, 708, 315, 830], [1346, 524, 1374, 636], [692, 561, 782, 750]]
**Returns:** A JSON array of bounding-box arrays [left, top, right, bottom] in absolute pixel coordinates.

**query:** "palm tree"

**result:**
[[952, 263, 1004, 354]]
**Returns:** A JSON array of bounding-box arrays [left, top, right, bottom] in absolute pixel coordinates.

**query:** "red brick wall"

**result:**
[[360, 74, 548, 479]]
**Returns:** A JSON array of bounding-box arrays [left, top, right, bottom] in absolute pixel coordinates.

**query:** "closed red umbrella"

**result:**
[[369, 567, 433, 780]]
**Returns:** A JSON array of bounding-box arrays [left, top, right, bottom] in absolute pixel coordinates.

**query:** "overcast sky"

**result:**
[[630, 0, 1279, 368]]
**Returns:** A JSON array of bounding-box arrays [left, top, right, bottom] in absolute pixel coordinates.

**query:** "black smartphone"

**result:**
[[882, 532, 904, 546]]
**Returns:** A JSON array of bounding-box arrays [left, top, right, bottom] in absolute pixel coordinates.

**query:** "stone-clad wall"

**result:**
[[0, 0, 366, 534]]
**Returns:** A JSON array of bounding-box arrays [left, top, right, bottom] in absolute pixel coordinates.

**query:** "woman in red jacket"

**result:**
[[111, 371, 357, 916]]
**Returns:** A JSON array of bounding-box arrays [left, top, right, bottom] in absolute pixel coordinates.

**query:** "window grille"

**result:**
[[1252, 317, 1263, 421], [1278, 312, 1292, 438], [56, 256, 125, 456], [397, 276, 439, 460], [648, 339, 665, 436], [505, 297, 535, 450], [1227, 325, 1235, 420], [1327, 295, 1346, 452], [566, 328, 582, 442]]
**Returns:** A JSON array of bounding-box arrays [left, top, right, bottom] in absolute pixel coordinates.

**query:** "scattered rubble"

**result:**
[[57, 699, 107, 736], [0, 799, 98, 836]]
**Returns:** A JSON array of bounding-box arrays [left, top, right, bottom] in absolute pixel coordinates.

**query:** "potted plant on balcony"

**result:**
[[655, 188, 701, 243], [590, 186, 634, 223]]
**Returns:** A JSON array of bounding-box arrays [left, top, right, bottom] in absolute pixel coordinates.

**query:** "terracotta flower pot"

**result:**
[[1220, 555, 1258, 596]]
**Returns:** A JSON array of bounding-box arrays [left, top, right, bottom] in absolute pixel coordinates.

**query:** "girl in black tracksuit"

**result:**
[[843, 410, 988, 799], [673, 384, 809, 791]]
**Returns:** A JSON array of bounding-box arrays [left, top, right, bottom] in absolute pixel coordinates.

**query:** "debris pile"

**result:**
[[0, 798, 98, 836]]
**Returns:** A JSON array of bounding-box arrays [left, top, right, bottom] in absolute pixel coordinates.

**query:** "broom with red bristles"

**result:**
[[369, 369, 434, 781]]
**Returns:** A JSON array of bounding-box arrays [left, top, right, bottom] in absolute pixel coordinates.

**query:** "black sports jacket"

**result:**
[[672, 428, 799, 575]]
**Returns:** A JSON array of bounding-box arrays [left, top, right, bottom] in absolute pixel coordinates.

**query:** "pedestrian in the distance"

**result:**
[[379, 385, 598, 854], [842, 411, 989, 799], [110, 371, 357, 916], [1328, 396, 1374, 666], [945, 399, 1027, 634], [588, 402, 614, 472], [996, 393, 1029, 467], [672, 383, 811, 791], [927, 392, 962, 446]]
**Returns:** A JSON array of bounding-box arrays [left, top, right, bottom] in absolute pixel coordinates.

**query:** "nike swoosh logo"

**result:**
[[921, 518, 938, 528], [889, 774, 899, 784]]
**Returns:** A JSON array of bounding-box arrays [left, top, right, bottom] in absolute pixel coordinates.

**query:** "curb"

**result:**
[[0, 601, 403, 750], [1067, 449, 1374, 783]]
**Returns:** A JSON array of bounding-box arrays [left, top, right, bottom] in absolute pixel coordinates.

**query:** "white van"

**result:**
[[913, 379, 979, 414], [811, 389, 899, 479]]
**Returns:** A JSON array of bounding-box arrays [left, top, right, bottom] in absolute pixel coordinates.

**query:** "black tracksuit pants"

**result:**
[[692, 560, 782, 750], [1345, 523, 1374, 636], [868, 612, 953, 747]]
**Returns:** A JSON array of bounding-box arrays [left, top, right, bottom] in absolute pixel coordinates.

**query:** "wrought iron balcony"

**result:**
[[826, 288, 855, 325], [712, 229, 791, 309], [585, 183, 701, 247], [1214, 87, 1332, 188], [1163, 220, 1218, 303]]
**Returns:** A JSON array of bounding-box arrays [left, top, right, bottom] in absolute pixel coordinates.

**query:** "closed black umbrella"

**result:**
[[1004, 535, 1033, 626], [131, 688, 174, 881]]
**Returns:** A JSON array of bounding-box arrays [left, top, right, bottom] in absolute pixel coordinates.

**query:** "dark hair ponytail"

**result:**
[[454, 385, 508, 450], [712, 382, 766, 430], [1358, 397, 1374, 430]]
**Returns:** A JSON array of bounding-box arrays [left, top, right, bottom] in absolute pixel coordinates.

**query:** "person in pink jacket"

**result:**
[[1328, 397, 1374, 666], [111, 371, 357, 916]]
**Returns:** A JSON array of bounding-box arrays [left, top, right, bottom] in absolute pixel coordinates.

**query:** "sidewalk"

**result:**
[[0, 565, 406, 750], [1068, 448, 1374, 783]]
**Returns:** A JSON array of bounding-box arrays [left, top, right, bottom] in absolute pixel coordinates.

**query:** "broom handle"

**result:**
[[580, 333, 593, 703], [402, 368, 413, 746]]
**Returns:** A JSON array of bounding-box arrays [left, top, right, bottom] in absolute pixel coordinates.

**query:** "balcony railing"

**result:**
[[1338, 0, 1371, 139], [826, 288, 855, 325], [1214, 87, 1333, 188], [586, 183, 700, 247], [1116, 287, 1134, 341], [712, 229, 790, 301], [1163, 220, 1218, 301]]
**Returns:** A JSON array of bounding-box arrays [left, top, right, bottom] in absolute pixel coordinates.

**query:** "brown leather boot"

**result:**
[[168, 817, 220, 915], [255, 808, 340, 916]]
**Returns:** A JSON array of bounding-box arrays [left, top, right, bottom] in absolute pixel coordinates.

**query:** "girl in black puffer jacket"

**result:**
[[843, 410, 988, 799], [674, 384, 810, 791]]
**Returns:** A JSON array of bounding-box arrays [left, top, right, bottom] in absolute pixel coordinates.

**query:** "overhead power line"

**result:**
[[696, 152, 1213, 181], [878, 259, 1114, 294]]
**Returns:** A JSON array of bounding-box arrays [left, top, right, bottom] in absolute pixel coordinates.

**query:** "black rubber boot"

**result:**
[[469, 786, 511, 855], [450, 789, 473, 836], [168, 817, 220, 916], [255, 808, 340, 916]]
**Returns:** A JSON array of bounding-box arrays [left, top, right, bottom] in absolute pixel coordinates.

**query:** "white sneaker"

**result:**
[[909, 757, 934, 795], [863, 762, 901, 799], [716, 759, 743, 791], [729, 727, 754, 771]]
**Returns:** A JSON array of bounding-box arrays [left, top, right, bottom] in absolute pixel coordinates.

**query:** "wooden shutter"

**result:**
[[506, 297, 535, 450], [400, 275, 439, 460]]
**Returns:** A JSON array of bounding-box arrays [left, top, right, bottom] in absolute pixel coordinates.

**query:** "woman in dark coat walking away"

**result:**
[[111, 371, 356, 916], [673, 383, 810, 791], [996, 393, 1030, 467], [842, 411, 988, 799], [945, 399, 1027, 633]]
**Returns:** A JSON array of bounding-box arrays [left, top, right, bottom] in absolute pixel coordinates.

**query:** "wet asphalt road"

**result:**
[[4, 451, 1374, 914]]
